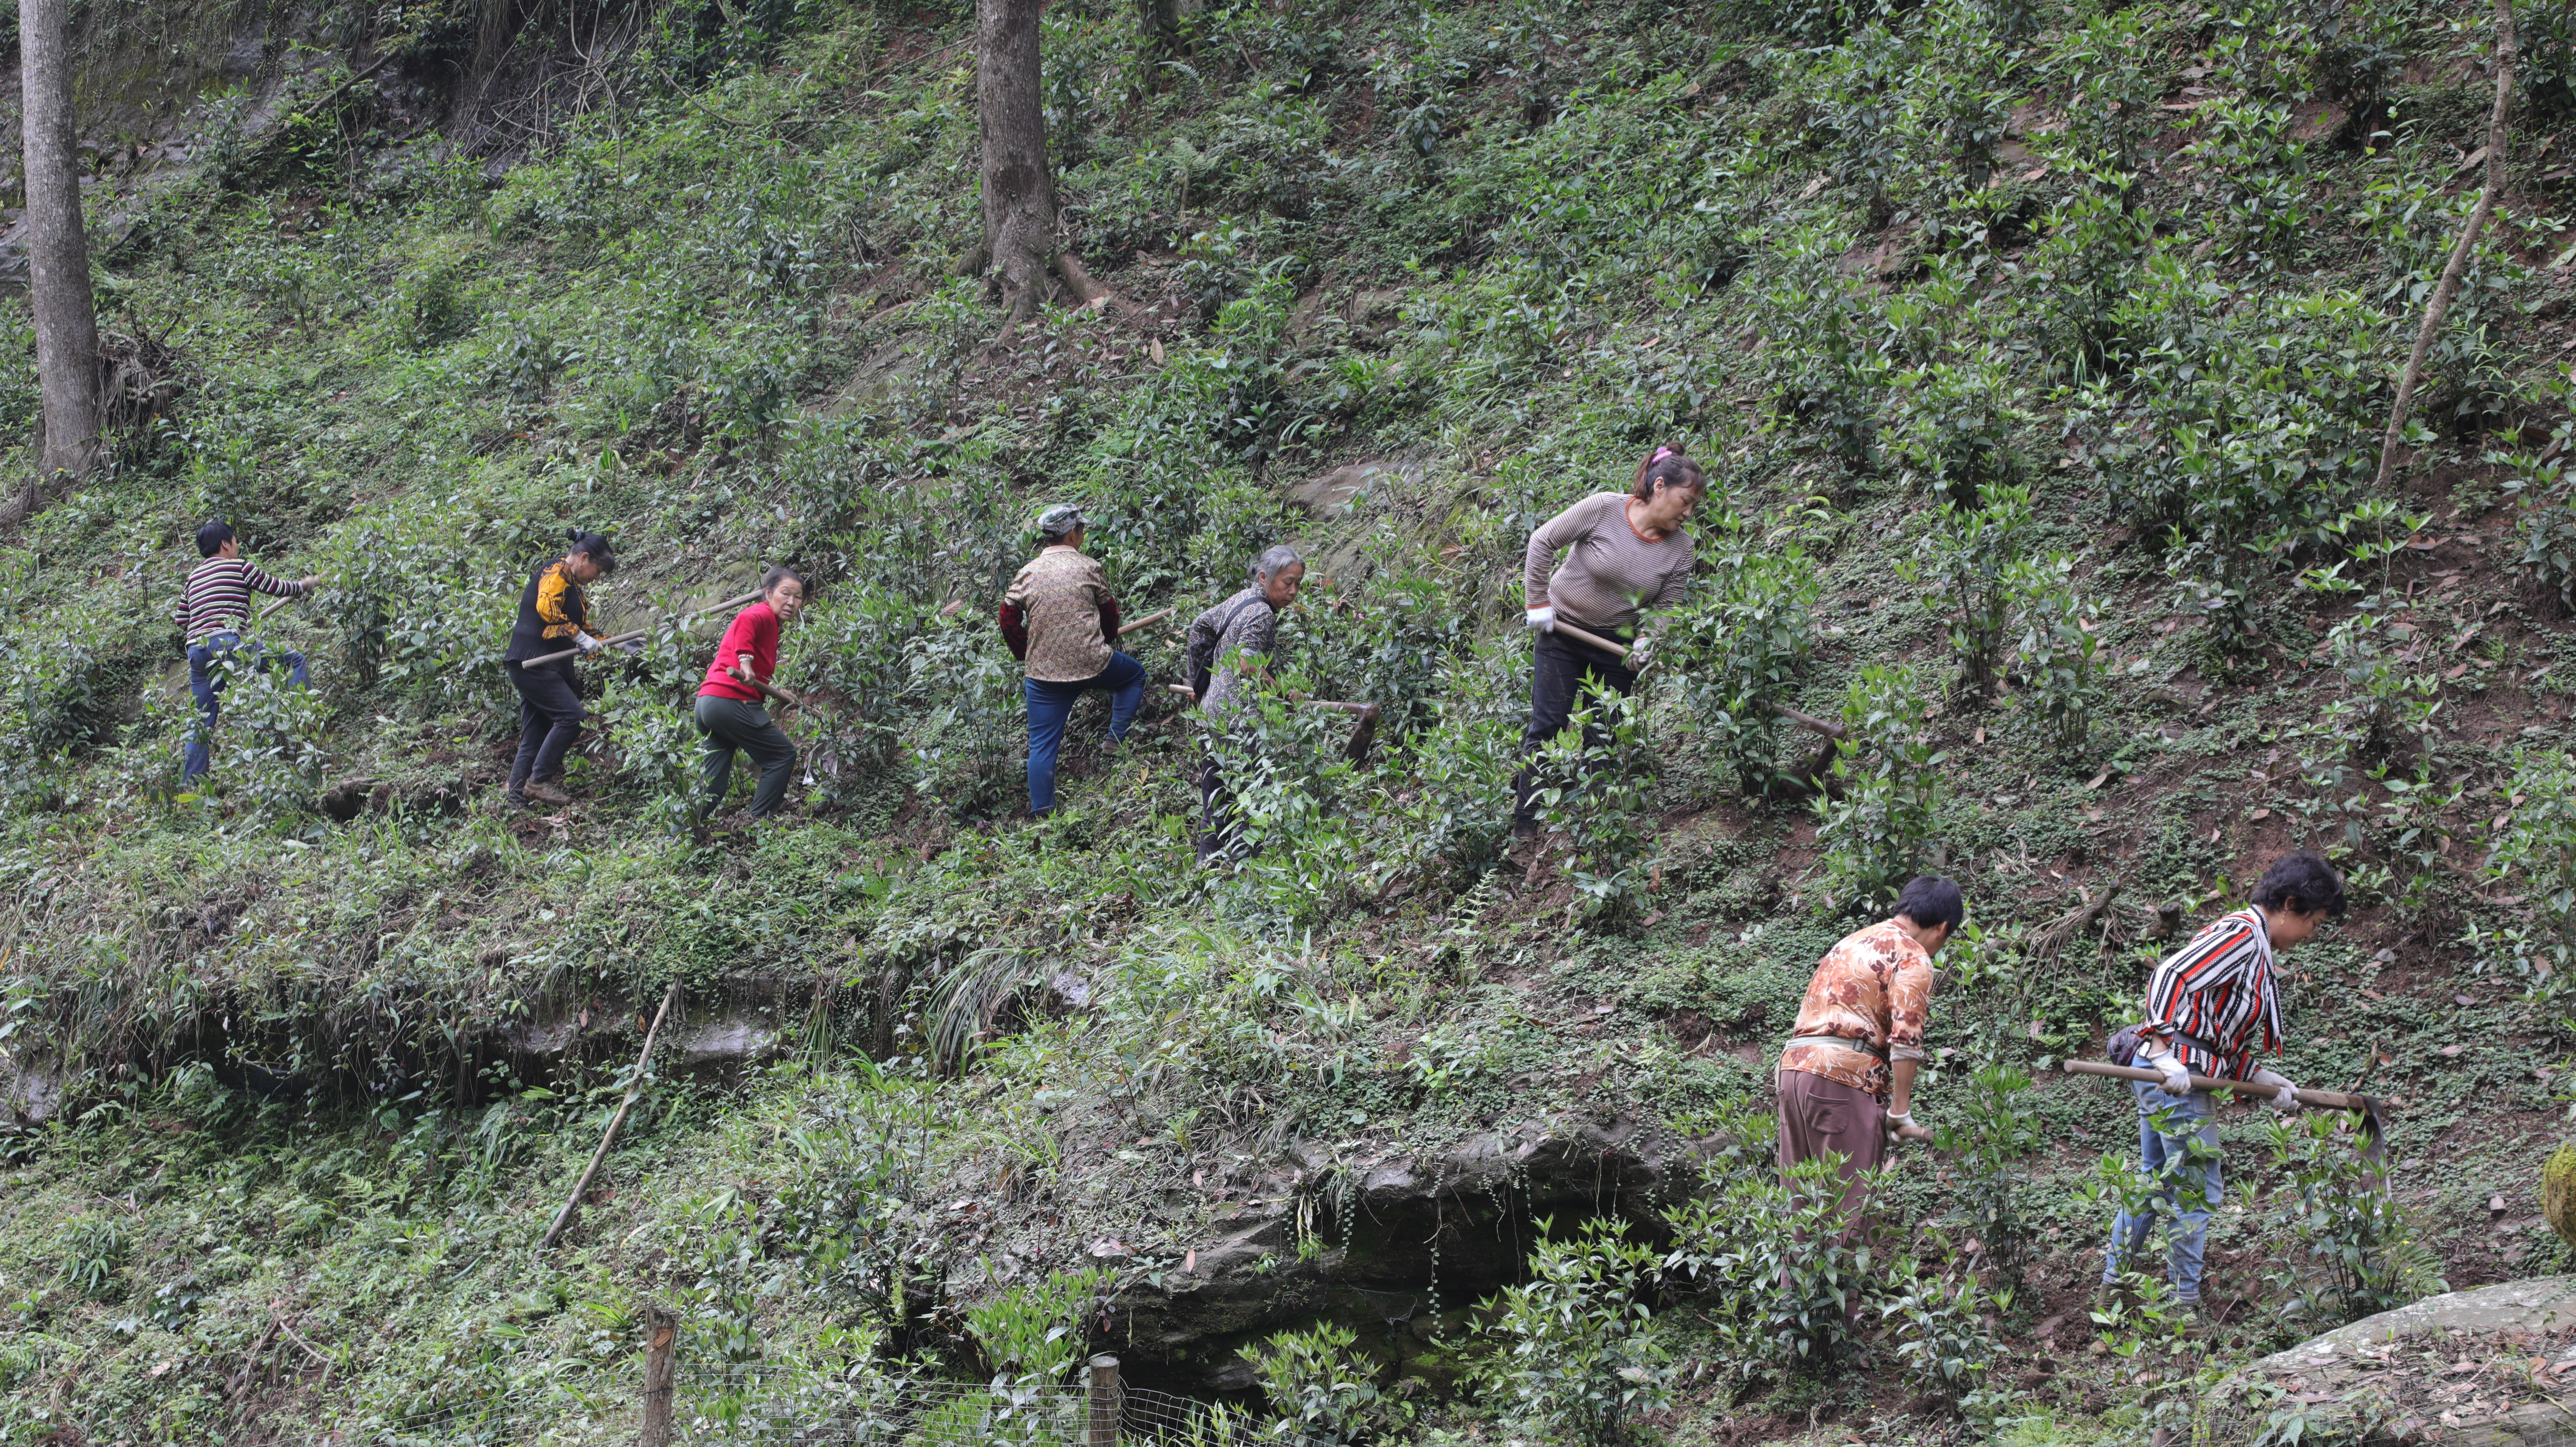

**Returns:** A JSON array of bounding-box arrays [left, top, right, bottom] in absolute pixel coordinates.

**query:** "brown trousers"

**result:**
[[1775, 1066, 1887, 1244]]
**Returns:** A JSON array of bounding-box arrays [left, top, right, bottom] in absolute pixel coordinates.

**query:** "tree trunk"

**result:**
[[976, 0, 1059, 321], [1137, 0, 1181, 58], [19, 0, 103, 483], [2373, 0, 2515, 492]]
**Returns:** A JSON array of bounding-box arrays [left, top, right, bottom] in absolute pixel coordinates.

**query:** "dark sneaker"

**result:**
[[504, 791, 532, 811], [522, 779, 572, 806]]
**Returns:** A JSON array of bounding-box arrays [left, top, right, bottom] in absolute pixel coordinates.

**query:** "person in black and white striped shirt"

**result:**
[[177, 520, 321, 781], [2098, 851, 2344, 1324]]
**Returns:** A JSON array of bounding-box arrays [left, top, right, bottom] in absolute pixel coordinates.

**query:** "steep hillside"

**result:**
[[4, 0, 2576, 1442]]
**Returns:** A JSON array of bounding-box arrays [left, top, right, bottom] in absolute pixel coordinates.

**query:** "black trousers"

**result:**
[[508, 657, 585, 792], [1511, 627, 1638, 833]]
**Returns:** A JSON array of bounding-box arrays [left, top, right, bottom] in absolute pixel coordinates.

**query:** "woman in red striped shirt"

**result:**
[[694, 569, 805, 827], [2099, 851, 2344, 1322]]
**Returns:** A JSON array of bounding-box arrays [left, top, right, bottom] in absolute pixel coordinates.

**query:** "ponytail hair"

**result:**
[[1632, 445, 1707, 501]]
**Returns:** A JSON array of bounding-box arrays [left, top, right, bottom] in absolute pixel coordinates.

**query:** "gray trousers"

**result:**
[[695, 694, 796, 819]]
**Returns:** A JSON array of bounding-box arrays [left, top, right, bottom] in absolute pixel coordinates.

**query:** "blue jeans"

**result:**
[[184, 632, 309, 781], [2101, 1079, 2222, 1301], [1024, 652, 1145, 816]]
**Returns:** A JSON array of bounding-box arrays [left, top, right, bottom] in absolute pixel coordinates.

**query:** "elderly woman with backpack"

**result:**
[[1185, 544, 1306, 864]]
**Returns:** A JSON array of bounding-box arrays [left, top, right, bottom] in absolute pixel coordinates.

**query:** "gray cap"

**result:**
[[1036, 504, 1086, 540]]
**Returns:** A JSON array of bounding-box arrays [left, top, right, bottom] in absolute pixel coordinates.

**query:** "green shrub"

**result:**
[[1883, 358, 2022, 509], [1527, 684, 1657, 924], [1897, 481, 2029, 698], [1661, 1152, 1878, 1376], [1658, 538, 1819, 796], [2006, 557, 2106, 751], [1928, 1061, 2042, 1288], [59, 1214, 128, 1301], [1812, 664, 1944, 912], [1490, 1219, 1675, 1447], [1884, 1263, 2010, 1425], [2256, 1113, 2445, 1326], [1247, 1322, 1407, 1446], [2469, 749, 2576, 1033]]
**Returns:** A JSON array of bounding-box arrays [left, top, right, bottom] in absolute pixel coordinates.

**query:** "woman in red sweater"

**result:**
[[695, 568, 805, 825]]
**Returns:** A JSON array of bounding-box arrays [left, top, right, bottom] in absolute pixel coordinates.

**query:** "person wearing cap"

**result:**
[[174, 520, 323, 782], [502, 529, 619, 808], [1775, 875, 1960, 1249], [1513, 445, 1706, 871], [999, 505, 1143, 817]]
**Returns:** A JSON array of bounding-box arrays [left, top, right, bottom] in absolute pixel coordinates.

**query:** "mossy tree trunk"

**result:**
[[18, 0, 102, 483]]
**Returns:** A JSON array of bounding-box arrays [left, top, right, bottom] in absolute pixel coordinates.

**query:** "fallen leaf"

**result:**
[[2491, 1195, 2508, 1213], [1089, 1238, 1132, 1258], [1975, 726, 1987, 744], [1799, 174, 1827, 199], [2455, 993, 2475, 1006], [2441, 1044, 2463, 1056], [1184, 1249, 1198, 1274], [2251, 807, 2271, 819], [2448, 663, 2471, 679]]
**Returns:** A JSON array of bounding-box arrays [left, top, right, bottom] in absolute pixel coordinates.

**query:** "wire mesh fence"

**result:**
[[209, 1353, 1329, 1447]]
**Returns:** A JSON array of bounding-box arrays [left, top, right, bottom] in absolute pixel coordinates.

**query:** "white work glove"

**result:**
[[2252, 1068, 2301, 1113], [1525, 606, 1556, 632], [574, 633, 607, 656], [2144, 1048, 2193, 1097]]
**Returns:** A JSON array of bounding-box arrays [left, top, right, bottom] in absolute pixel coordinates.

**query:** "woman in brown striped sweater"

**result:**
[[1511, 446, 1706, 848]]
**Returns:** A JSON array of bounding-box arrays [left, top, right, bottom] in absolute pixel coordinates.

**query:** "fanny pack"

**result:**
[[2108, 1025, 2216, 1067]]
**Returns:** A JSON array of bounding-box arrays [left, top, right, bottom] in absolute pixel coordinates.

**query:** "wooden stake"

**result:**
[[540, 983, 678, 1252], [2373, 0, 2516, 493], [1116, 607, 1174, 636], [639, 1305, 678, 1447], [1085, 1355, 1120, 1447]]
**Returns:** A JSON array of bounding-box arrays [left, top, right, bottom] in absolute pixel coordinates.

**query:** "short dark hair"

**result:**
[[2254, 851, 2346, 918], [1893, 876, 1965, 933], [761, 566, 804, 596], [567, 529, 617, 575], [196, 520, 235, 558], [1631, 445, 1708, 502]]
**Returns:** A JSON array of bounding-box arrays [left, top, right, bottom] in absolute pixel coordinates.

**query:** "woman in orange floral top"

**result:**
[[1775, 876, 1963, 1241]]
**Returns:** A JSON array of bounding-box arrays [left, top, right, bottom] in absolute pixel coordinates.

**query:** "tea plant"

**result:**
[[1659, 538, 1819, 796], [2468, 749, 2576, 1033], [1928, 1061, 2042, 1288], [1247, 1322, 1408, 1446], [1813, 664, 1945, 912], [1661, 1152, 1881, 1376], [1528, 684, 1658, 924], [1884, 1262, 2011, 1426], [1490, 1219, 1675, 1447], [2255, 1113, 2445, 1326], [2006, 556, 2106, 752], [1896, 481, 2030, 699]]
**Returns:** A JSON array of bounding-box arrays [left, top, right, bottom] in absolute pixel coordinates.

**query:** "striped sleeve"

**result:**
[[2137, 912, 2281, 1080], [238, 562, 301, 598]]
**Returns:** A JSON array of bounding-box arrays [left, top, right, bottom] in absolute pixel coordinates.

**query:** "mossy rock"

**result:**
[[2543, 1143, 2576, 1249]]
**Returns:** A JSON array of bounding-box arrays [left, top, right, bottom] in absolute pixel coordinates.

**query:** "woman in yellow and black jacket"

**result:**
[[502, 530, 617, 808]]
